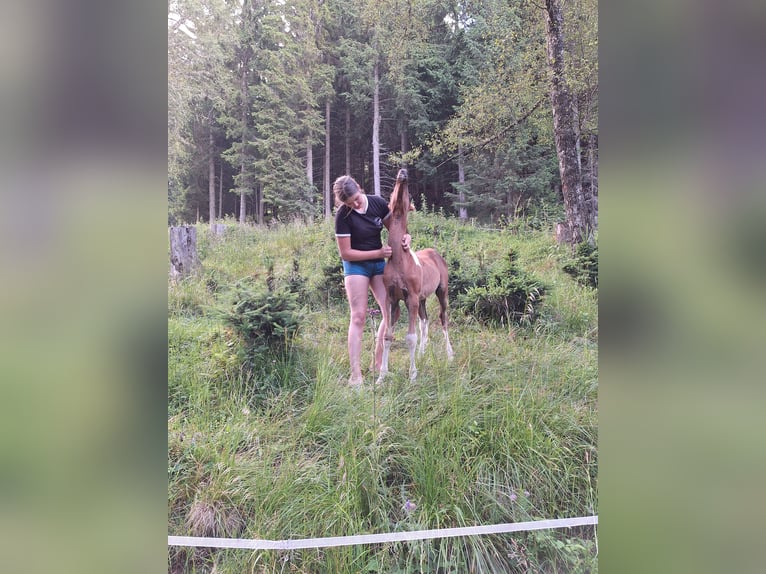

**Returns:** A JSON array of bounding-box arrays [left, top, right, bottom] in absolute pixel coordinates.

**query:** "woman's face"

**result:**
[[344, 191, 365, 211]]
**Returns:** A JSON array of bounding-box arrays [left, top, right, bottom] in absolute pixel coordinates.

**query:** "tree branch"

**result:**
[[434, 97, 546, 169], [523, 0, 547, 11]]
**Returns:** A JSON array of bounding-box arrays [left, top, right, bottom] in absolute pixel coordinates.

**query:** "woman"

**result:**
[[334, 175, 411, 386]]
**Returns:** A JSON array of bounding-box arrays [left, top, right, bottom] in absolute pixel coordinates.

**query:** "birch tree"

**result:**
[[544, 0, 591, 244]]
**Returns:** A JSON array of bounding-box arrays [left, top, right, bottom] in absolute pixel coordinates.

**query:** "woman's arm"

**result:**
[[336, 236, 391, 261]]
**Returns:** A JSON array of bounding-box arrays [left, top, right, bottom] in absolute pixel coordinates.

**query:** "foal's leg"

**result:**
[[371, 276, 391, 384], [375, 301, 398, 384], [405, 294, 420, 381], [370, 301, 400, 372], [436, 286, 455, 360], [370, 275, 389, 372], [417, 299, 429, 356]]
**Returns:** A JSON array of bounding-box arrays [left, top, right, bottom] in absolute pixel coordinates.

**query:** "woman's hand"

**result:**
[[402, 234, 412, 251], [381, 245, 393, 258]]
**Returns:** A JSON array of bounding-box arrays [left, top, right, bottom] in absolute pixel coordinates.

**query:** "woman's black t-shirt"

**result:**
[[334, 195, 391, 260]]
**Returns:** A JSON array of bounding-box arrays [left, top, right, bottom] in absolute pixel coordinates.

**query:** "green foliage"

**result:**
[[287, 257, 308, 298], [318, 259, 346, 305], [217, 280, 301, 359], [456, 250, 548, 326], [563, 239, 599, 288], [168, 316, 244, 418], [168, 216, 597, 573], [495, 528, 599, 573], [307, 229, 347, 307], [446, 256, 485, 302], [168, 0, 597, 227], [168, 277, 211, 318], [442, 128, 560, 223]]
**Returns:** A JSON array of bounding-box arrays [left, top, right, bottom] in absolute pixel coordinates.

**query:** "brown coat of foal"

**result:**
[[376, 168, 454, 384]]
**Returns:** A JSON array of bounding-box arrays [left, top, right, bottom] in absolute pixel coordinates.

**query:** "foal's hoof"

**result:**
[[348, 375, 363, 387]]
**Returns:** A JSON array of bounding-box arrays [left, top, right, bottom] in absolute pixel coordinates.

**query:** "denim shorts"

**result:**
[[342, 259, 386, 278]]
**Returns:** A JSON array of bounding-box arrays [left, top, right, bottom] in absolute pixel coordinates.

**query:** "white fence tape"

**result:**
[[168, 515, 597, 550]]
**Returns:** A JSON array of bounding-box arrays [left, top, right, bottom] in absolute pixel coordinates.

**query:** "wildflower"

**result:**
[[403, 500, 417, 513], [510, 492, 518, 501]]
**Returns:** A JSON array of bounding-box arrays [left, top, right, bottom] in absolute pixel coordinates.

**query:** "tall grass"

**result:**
[[169, 216, 597, 573]]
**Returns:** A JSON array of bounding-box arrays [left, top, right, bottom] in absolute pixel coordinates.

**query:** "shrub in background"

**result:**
[[447, 257, 489, 301], [455, 251, 547, 326], [218, 280, 301, 362], [287, 257, 307, 298], [315, 240, 346, 306], [563, 240, 598, 288]]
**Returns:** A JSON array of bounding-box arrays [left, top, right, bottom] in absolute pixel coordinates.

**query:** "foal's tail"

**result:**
[[428, 250, 455, 361]]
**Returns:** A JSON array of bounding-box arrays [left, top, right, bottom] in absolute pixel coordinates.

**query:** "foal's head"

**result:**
[[389, 168, 410, 217]]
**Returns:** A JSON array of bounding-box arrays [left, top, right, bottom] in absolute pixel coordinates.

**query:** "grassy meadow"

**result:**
[[168, 212, 598, 573]]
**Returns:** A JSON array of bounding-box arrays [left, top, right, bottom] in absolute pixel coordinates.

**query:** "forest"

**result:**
[[168, 0, 597, 243], [169, 2, 598, 571]]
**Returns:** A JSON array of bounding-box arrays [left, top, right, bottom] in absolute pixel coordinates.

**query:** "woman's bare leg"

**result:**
[[344, 274, 370, 385]]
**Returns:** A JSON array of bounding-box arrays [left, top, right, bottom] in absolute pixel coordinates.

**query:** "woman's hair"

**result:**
[[333, 175, 361, 207]]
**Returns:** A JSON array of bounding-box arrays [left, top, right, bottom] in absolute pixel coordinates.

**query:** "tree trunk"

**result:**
[[256, 184, 263, 225], [345, 106, 351, 174], [584, 133, 598, 230], [372, 60, 381, 196], [218, 159, 223, 219], [239, 106, 247, 225], [544, 0, 589, 245], [238, 115, 247, 225], [306, 134, 313, 204], [208, 126, 216, 224], [169, 226, 200, 280], [325, 99, 332, 218], [555, 222, 573, 244], [238, 39, 249, 226], [400, 121, 409, 159], [457, 142, 467, 222]]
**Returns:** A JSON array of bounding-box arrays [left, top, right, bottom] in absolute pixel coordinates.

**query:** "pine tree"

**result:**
[[168, 0, 232, 224]]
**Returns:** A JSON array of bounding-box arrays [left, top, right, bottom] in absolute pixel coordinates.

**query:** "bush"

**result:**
[[315, 260, 343, 304], [218, 281, 301, 359], [286, 257, 307, 298], [315, 240, 346, 306], [447, 257, 487, 301], [563, 240, 598, 288], [455, 251, 547, 326]]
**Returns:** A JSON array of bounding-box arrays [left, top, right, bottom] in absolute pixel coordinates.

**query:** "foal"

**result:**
[[377, 168, 454, 383]]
